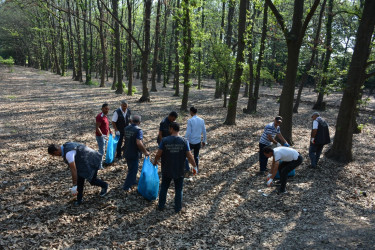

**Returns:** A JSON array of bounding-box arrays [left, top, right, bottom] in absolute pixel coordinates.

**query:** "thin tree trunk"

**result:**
[[293, 0, 327, 113], [127, 0, 133, 95], [313, 0, 333, 110], [223, 0, 247, 124], [113, 0, 123, 94], [151, 0, 161, 92], [173, 0, 180, 96], [83, 0, 90, 84], [180, 0, 192, 111], [74, 1, 83, 82], [139, 0, 152, 102], [197, 1, 205, 90], [97, 0, 106, 87]]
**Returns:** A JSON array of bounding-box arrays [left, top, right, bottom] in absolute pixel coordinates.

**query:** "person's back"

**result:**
[[273, 147, 299, 162], [124, 124, 142, 160], [160, 135, 188, 179], [314, 117, 330, 145]]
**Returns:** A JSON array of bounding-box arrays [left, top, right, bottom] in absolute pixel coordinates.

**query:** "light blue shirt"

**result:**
[[185, 115, 207, 144]]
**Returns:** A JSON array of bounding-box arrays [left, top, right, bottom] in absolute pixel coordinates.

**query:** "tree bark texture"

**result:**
[[151, 0, 161, 92], [326, 0, 375, 162]]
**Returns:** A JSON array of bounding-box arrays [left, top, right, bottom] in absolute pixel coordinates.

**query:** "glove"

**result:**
[[276, 142, 281, 147], [115, 131, 120, 136], [311, 138, 315, 144], [102, 135, 108, 140], [267, 173, 272, 179], [192, 167, 198, 175], [267, 178, 273, 187], [70, 185, 78, 195], [284, 143, 290, 147]]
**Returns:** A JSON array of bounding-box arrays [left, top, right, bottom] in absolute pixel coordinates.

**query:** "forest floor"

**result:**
[[0, 65, 374, 249]]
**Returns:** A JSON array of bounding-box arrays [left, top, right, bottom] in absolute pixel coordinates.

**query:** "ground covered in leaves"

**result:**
[[0, 66, 374, 249]]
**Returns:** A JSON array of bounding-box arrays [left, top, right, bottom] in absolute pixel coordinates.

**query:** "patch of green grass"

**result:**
[[7, 95, 16, 100], [86, 80, 99, 86]]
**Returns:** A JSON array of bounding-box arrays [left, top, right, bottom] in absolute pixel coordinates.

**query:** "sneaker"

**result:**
[[100, 184, 109, 197], [74, 200, 83, 206], [277, 189, 288, 195], [175, 207, 186, 214]]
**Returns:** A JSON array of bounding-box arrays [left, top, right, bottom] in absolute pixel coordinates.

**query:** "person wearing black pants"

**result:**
[[77, 170, 107, 204], [263, 146, 303, 194], [112, 100, 131, 159]]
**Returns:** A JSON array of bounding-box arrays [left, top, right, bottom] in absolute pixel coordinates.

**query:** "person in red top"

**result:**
[[96, 103, 112, 168]]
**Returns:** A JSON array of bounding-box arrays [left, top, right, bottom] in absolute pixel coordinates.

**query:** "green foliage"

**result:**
[[127, 86, 138, 95], [86, 80, 99, 86], [0, 56, 14, 66]]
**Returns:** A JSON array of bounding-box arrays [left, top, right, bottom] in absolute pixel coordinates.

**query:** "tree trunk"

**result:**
[[74, 1, 83, 82], [127, 0, 133, 95], [223, 0, 247, 125], [226, 0, 235, 49], [151, 0, 161, 92], [112, 0, 123, 94], [326, 0, 375, 162], [66, 0, 76, 79], [162, 3, 170, 88], [97, 0, 106, 87], [293, 0, 327, 113], [266, 0, 320, 144], [173, 0, 180, 96], [59, 16, 65, 76], [139, 0, 152, 102], [83, 0, 90, 84], [180, 0, 192, 111], [220, 0, 225, 42], [313, 0, 333, 110], [247, 1, 268, 114], [197, 1, 205, 90]]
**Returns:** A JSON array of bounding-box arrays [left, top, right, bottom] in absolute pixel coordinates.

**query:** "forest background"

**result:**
[[0, 0, 375, 248]]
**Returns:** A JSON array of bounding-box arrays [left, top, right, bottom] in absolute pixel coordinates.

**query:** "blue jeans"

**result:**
[[96, 136, 107, 168], [158, 176, 184, 212], [123, 158, 139, 190], [259, 143, 269, 171], [309, 144, 324, 167]]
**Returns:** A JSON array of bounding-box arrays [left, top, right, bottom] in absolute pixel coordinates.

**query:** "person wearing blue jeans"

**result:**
[[122, 115, 149, 192], [309, 112, 330, 168], [153, 122, 197, 213], [309, 144, 324, 168], [96, 103, 111, 168], [258, 116, 289, 172]]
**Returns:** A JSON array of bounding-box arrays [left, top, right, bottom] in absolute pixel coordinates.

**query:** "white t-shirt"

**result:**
[[274, 147, 299, 162], [312, 117, 322, 129], [66, 150, 76, 164]]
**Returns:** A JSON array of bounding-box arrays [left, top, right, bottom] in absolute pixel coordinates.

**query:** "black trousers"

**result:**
[[116, 132, 125, 158], [77, 170, 107, 202], [278, 155, 303, 192], [189, 143, 201, 170]]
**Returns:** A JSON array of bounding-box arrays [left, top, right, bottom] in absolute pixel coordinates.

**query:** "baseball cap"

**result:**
[[311, 112, 320, 117]]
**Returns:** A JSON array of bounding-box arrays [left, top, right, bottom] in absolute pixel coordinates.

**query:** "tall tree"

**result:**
[[265, 0, 321, 143], [126, 0, 133, 95], [223, 0, 247, 124], [151, 0, 161, 92], [97, 0, 107, 87], [313, 0, 333, 110], [112, 0, 123, 94], [173, 0, 180, 97], [197, 0, 205, 89], [293, 0, 327, 113], [326, 0, 375, 162], [180, 0, 192, 111], [139, 0, 152, 102], [74, 0, 83, 82]]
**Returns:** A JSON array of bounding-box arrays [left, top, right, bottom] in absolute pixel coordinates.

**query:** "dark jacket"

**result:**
[[124, 124, 142, 160], [62, 142, 101, 181], [314, 118, 330, 145], [115, 108, 131, 133], [160, 136, 189, 179]]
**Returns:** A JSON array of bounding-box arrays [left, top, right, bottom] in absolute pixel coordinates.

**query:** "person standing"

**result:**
[[112, 100, 131, 159], [48, 143, 108, 205], [309, 112, 330, 168], [96, 103, 112, 168], [259, 116, 289, 173], [263, 146, 303, 194], [185, 106, 207, 171], [153, 122, 197, 213], [122, 115, 150, 192], [157, 111, 178, 144]]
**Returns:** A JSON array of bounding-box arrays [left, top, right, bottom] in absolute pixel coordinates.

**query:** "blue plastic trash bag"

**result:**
[[138, 156, 160, 201], [105, 135, 120, 164]]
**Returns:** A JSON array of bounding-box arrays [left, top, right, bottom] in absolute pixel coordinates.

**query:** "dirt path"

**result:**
[[0, 66, 374, 249]]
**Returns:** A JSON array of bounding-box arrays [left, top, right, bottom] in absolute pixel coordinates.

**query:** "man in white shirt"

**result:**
[[263, 146, 303, 194], [112, 100, 131, 159], [185, 107, 207, 171]]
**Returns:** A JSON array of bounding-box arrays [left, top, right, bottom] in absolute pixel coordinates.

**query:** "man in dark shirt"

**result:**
[[48, 143, 108, 206], [112, 100, 131, 159], [157, 111, 178, 144], [122, 115, 149, 192], [153, 122, 197, 213]]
